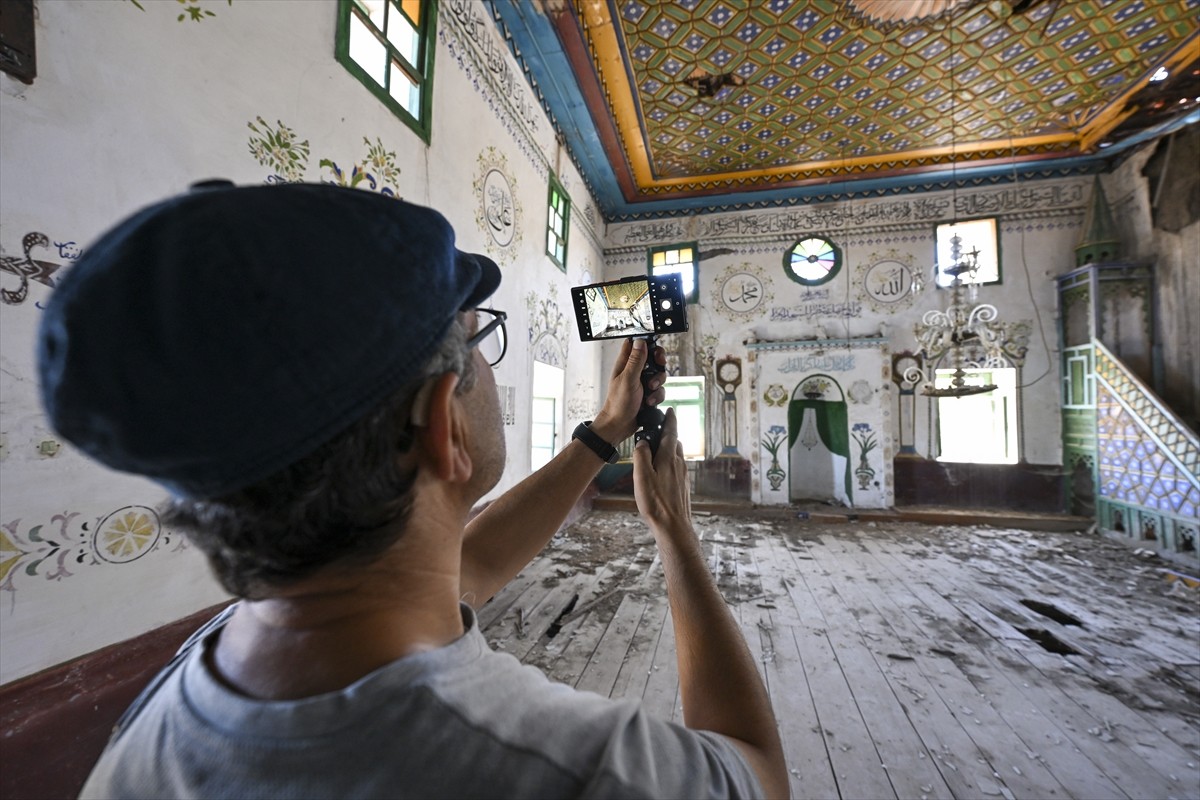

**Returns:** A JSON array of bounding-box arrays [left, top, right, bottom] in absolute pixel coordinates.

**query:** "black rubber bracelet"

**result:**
[[571, 421, 619, 464]]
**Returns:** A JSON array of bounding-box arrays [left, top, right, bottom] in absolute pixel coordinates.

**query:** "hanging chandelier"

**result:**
[[904, 11, 1011, 399], [907, 232, 1007, 397]]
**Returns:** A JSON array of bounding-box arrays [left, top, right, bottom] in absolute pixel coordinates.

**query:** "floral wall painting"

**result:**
[[474, 148, 522, 264], [852, 423, 878, 491], [857, 250, 921, 314], [127, 0, 232, 24], [763, 384, 788, 408], [526, 292, 568, 367], [846, 379, 874, 404], [712, 262, 775, 322], [247, 117, 310, 183], [1, 232, 66, 306], [321, 137, 401, 195], [246, 118, 400, 196], [1, 506, 185, 599], [760, 425, 787, 492]]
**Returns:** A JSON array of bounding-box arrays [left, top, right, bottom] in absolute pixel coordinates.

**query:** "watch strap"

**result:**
[[571, 421, 619, 464]]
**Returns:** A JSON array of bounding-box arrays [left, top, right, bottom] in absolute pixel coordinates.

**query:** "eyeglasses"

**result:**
[[467, 308, 507, 367]]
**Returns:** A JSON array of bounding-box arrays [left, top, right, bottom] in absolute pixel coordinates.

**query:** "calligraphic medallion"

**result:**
[[857, 252, 920, 313], [472, 147, 523, 265], [482, 169, 515, 247], [712, 263, 774, 322]]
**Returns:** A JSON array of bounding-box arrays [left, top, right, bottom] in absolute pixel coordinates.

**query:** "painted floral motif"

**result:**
[[695, 334, 719, 380], [0, 232, 61, 306], [246, 120, 401, 196], [852, 422, 878, 491], [95, 507, 161, 563], [127, 0, 231, 23], [761, 425, 787, 492], [1, 507, 185, 598], [320, 137, 401, 196], [526, 293, 568, 367], [801, 377, 831, 399], [247, 117, 310, 183], [763, 384, 788, 407]]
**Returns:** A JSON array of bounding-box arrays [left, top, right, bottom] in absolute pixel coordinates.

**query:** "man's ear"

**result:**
[[417, 372, 473, 483]]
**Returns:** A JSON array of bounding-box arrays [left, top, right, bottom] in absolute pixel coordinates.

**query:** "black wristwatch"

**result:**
[[571, 421, 619, 464]]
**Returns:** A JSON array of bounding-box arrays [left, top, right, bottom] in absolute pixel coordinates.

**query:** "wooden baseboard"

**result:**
[[0, 601, 232, 800]]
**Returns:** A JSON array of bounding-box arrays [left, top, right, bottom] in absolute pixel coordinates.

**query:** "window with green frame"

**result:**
[[336, 0, 436, 142], [546, 175, 570, 271], [661, 377, 706, 460], [648, 243, 699, 303]]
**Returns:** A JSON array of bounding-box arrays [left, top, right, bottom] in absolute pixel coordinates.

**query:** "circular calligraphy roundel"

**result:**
[[863, 260, 916, 306], [784, 236, 841, 286], [720, 272, 766, 314], [481, 169, 515, 248]]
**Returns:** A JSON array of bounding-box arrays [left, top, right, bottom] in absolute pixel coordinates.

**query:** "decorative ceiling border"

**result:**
[[486, 2, 1199, 222]]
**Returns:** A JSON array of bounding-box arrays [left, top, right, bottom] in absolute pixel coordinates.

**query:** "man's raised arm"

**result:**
[[459, 338, 664, 607], [632, 409, 790, 799]]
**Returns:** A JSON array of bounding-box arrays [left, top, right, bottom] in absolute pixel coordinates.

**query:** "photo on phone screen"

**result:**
[[571, 274, 688, 342]]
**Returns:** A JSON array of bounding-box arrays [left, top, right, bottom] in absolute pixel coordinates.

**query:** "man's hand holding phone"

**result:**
[[589, 338, 667, 445], [631, 407, 692, 536]]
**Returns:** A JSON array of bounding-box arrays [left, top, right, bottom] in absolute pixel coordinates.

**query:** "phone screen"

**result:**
[[571, 274, 688, 342]]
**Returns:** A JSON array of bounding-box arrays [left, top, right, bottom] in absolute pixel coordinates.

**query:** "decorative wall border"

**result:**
[[1, 506, 189, 600]]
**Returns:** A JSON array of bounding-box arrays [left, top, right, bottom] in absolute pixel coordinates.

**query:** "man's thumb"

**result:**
[[625, 338, 648, 373]]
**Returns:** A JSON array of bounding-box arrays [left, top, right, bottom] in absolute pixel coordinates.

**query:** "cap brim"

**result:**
[[459, 251, 502, 308]]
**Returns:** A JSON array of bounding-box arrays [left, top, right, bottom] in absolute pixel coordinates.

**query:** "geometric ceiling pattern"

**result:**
[[594, 0, 1199, 191], [497, 0, 1200, 216]]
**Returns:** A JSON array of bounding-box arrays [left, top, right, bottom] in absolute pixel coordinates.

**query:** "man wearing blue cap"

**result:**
[[39, 183, 786, 799]]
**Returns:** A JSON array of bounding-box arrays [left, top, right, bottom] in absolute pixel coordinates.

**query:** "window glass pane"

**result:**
[[386, 2, 420, 66], [664, 383, 701, 401], [652, 252, 666, 268], [358, 0, 385, 29], [349, 12, 387, 86], [389, 61, 420, 117], [935, 367, 1017, 463], [935, 218, 999, 287], [530, 423, 555, 448], [400, 0, 421, 25], [660, 377, 705, 460]]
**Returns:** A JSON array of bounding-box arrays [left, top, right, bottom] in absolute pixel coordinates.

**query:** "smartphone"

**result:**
[[570, 274, 689, 342]]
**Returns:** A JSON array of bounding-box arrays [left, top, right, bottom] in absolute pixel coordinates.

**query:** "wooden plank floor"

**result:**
[[479, 511, 1200, 800]]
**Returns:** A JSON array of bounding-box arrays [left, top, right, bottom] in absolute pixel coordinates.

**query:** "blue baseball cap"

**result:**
[[37, 182, 500, 499]]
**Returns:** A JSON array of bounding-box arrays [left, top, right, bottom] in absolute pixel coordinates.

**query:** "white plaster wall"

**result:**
[[600, 180, 1085, 474], [0, 0, 605, 683], [1105, 134, 1200, 423]]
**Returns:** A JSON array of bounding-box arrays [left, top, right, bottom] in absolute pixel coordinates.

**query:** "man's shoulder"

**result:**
[[82, 610, 760, 799]]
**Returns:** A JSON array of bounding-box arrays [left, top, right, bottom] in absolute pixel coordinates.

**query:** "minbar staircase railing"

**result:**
[[1091, 339, 1198, 557]]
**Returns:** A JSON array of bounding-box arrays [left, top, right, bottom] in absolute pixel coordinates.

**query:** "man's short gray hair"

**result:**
[[164, 318, 478, 598]]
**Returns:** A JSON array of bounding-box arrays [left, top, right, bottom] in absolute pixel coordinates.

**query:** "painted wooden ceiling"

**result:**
[[491, 0, 1200, 219]]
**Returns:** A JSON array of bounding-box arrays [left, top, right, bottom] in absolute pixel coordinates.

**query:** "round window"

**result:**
[[784, 236, 842, 286]]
